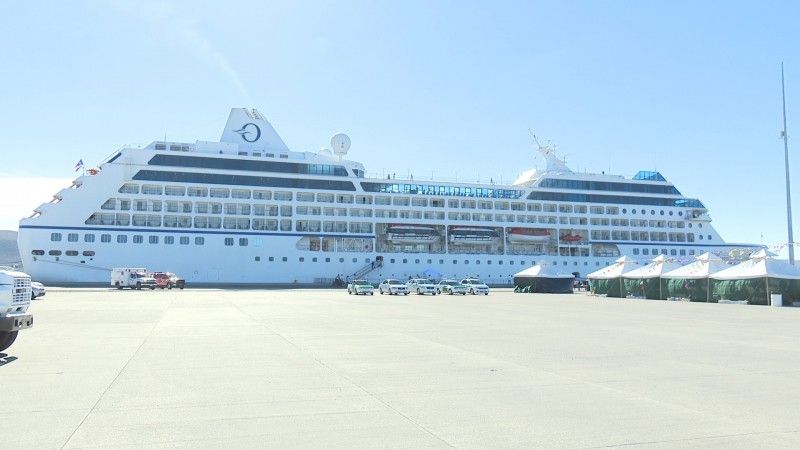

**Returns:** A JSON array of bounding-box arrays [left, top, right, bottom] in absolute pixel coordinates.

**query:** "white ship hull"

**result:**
[[18, 108, 758, 285]]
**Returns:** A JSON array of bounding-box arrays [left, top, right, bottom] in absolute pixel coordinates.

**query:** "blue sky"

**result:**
[[1, 1, 798, 255]]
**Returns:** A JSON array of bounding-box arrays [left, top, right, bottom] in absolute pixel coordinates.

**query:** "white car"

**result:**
[[31, 281, 46, 300], [379, 279, 409, 295], [407, 278, 437, 295], [460, 278, 490, 295], [347, 279, 374, 295], [436, 279, 468, 295]]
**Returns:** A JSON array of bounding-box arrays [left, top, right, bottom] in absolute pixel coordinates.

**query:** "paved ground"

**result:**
[[3, 288, 800, 449]]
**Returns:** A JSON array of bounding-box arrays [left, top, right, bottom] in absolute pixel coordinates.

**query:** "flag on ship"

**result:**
[[74, 159, 84, 171]]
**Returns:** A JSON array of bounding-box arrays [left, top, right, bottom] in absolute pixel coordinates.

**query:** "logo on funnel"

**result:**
[[233, 123, 261, 143]]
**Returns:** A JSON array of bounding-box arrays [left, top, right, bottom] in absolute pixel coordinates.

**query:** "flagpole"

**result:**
[[781, 62, 795, 265]]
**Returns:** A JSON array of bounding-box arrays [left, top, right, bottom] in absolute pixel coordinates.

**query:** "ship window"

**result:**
[[239, 238, 248, 246], [83, 251, 95, 256], [180, 237, 189, 245], [66, 250, 78, 256], [231, 189, 251, 199], [326, 258, 330, 262], [253, 190, 272, 200], [187, 187, 207, 197], [225, 238, 234, 246], [707, 234, 712, 240], [299, 257, 304, 262], [642, 249, 648, 255], [670, 249, 677, 255], [269, 257, 274, 261], [210, 188, 229, 198], [282, 257, 288, 261], [464, 260, 469, 264], [274, 191, 292, 201], [699, 235, 704, 240], [133, 235, 143, 244], [195, 237, 204, 245], [117, 235, 127, 243], [297, 192, 314, 202], [31, 250, 45, 255], [640, 209, 645, 214], [165, 185, 185, 196], [165, 236, 174, 244], [119, 183, 139, 194], [49, 250, 62, 256], [149, 236, 159, 244], [101, 234, 111, 243], [142, 185, 163, 195], [51, 233, 62, 242], [68, 233, 79, 242]]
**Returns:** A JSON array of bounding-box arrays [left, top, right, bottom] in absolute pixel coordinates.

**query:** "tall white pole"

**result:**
[[781, 62, 795, 265]]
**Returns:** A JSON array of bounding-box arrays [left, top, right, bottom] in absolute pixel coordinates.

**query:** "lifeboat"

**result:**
[[385, 224, 441, 244], [448, 226, 500, 244], [560, 233, 583, 243], [506, 228, 551, 243]]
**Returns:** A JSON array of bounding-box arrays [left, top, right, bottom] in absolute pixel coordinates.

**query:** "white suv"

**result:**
[[460, 278, 490, 295], [407, 278, 437, 295]]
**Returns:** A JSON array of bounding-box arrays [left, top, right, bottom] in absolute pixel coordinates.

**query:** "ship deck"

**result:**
[[4, 288, 800, 448]]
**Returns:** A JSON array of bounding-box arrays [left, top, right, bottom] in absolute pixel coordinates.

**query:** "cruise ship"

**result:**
[[18, 108, 757, 285]]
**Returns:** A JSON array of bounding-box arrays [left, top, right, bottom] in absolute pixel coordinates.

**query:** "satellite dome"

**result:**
[[318, 147, 333, 156], [330, 133, 351, 156]]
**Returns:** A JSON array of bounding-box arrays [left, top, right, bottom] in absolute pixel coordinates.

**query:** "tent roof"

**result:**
[[710, 256, 800, 280], [621, 256, 683, 279], [661, 253, 730, 279], [514, 263, 575, 279], [587, 258, 640, 279]]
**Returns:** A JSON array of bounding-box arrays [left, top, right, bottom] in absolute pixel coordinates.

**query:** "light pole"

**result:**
[[781, 62, 795, 265]]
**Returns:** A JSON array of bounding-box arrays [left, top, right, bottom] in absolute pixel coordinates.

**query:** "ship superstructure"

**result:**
[[18, 108, 756, 285]]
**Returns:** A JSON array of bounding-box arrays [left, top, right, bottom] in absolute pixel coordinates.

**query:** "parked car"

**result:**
[[31, 281, 46, 300], [347, 279, 374, 295], [460, 278, 490, 295], [378, 279, 409, 295], [436, 279, 468, 295], [151, 272, 186, 289], [407, 278, 437, 295]]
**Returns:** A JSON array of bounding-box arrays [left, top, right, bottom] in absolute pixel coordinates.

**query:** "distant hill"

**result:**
[[0, 231, 21, 265]]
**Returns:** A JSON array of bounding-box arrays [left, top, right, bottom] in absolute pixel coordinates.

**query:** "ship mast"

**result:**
[[781, 62, 795, 265]]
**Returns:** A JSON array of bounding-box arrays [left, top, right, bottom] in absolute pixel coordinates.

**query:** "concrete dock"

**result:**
[[3, 288, 800, 449]]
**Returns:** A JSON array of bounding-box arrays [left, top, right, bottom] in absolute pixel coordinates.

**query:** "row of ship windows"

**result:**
[[114, 184, 690, 217], [44, 232, 702, 260], [32, 247, 697, 269], [86, 213, 708, 238]]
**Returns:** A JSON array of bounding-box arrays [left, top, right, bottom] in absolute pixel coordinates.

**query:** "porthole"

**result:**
[[82, 251, 95, 256], [660, 210, 664, 216], [31, 250, 45, 256], [66, 250, 79, 256], [49, 250, 62, 256]]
